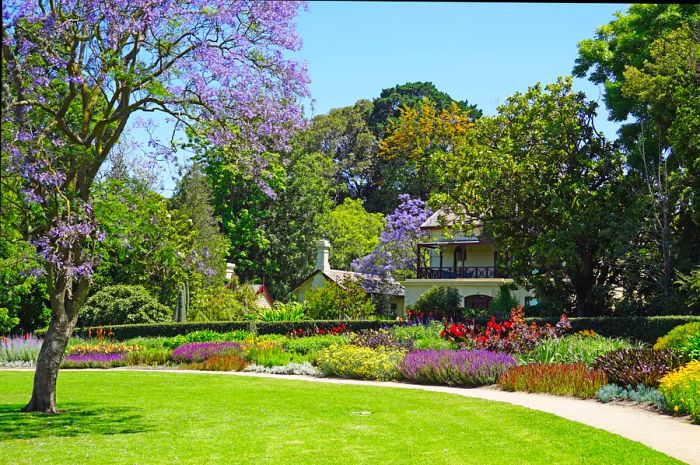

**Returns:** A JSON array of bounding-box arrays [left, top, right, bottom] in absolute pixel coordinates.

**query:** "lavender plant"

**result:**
[[61, 353, 126, 368], [1, 335, 42, 363], [400, 350, 517, 387], [171, 342, 242, 364]]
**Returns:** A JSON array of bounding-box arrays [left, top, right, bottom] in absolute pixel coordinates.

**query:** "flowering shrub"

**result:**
[[400, 350, 516, 387], [316, 345, 406, 381], [520, 334, 640, 366], [592, 348, 687, 387], [1, 334, 42, 362], [441, 306, 570, 354], [61, 353, 126, 368], [171, 342, 242, 363], [659, 360, 700, 423], [654, 322, 700, 351], [288, 323, 351, 338], [498, 363, 607, 399], [349, 329, 413, 350], [68, 342, 143, 356]]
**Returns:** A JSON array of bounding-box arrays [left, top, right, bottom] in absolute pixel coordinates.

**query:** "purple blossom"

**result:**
[[61, 352, 126, 367], [171, 342, 242, 363], [400, 350, 517, 387]]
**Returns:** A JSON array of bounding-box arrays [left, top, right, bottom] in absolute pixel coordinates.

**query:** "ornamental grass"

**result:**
[[400, 350, 516, 387], [190, 354, 248, 372], [659, 360, 700, 423], [498, 363, 607, 399]]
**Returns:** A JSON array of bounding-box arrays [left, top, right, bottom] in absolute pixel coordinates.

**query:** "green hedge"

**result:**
[[72, 315, 700, 343], [72, 320, 399, 341]]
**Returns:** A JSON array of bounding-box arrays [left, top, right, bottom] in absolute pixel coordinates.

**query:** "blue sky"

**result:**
[[145, 2, 629, 193]]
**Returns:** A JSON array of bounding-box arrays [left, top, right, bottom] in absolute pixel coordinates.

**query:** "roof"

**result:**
[[420, 209, 481, 230], [292, 269, 405, 297]]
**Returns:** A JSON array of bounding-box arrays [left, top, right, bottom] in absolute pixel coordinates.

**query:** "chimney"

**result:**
[[316, 240, 331, 273]]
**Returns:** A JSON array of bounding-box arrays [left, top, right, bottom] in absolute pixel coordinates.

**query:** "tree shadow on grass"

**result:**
[[0, 402, 152, 441]]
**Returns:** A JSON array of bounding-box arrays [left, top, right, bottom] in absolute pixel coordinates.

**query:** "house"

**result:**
[[401, 209, 533, 311], [225, 262, 274, 309], [292, 240, 405, 315]]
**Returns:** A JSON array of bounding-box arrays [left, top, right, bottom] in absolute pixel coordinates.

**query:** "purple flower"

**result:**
[[61, 353, 126, 368], [400, 350, 517, 387], [171, 342, 242, 363]]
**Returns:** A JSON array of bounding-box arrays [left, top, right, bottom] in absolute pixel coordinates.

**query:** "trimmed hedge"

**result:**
[[72, 320, 399, 341], [72, 315, 700, 343]]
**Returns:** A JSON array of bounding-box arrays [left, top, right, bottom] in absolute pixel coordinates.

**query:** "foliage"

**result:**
[[353, 195, 431, 281], [489, 285, 520, 318], [521, 334, 640, 367], [679, 333, 700, 360], [252, 302, 306, 322], [0, 308, 20, 335], [60, 353, 127, 369], [245, 361, 320, 376], [654, 322, 700, 350], [282, 335, 349, 357], [171, 342, 242, 364], [400, 350, 516, 387], [593, 348, 687, 387], [303, 278, 375, 320], [413, 286, 462, 319], [238, 338, 305, 368], [498, 363, 607, 399], [659, 360, 700, 423], [190, 355, 248, 372], [79, 285, 171, 326], [348, 329, 412, 350], [595, 384, 666, 410], [0, 334, 42, 362], [391, 322, 457, 350], [316, 345, 406, 381], [320, 198, 384, 270], [188, 282, 258, 322], [126, 349, 173, 367]]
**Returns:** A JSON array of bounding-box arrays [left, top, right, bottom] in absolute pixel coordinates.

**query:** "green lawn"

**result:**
[[0, 370, 682, 465]]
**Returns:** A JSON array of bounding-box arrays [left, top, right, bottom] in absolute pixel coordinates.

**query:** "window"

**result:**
[[391, 303, 398, 314], [454, 245, 466, 268], [464, 294, 492, 310]]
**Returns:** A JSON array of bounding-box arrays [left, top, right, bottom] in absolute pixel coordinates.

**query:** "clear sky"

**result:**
[[144, 2, 629, 193]]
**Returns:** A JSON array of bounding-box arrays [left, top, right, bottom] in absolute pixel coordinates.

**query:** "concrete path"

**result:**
[[5, 367, 700, 464]]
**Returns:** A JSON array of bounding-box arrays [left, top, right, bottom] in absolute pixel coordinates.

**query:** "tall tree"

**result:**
[[2, 0, 308, 412]]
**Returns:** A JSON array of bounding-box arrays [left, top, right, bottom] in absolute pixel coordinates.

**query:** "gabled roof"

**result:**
[[292, 269, 405, 297], [420, 209, 482, 230]]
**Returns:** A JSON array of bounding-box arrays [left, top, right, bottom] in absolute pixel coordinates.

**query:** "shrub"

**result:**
[[680, 333, 700, 360], [240, 340, 306, 368], [195, 354, 248, 372], [0, 308, 19, 335], [349, 329, 412, 350], [1, 334, 42, 362], [316, 345, 406, 381], [489, 284, 519, 318], [252, 302, 305, 322], [595, 384, 665, 410], [80, 285, 171, 326], [68, 342, 143, 355], [303, 277, 375, 320], [245, 361, 320, 376], [171, 342, 242, 363], [400, 350, 517, 387], [654, 322, 700, 350], [61, 353, 127, 368], [391, 322, 458, 350], [282, 335, 348, 356], [520, 334, 640, 366], [413, 286, 462, 319], [188, 281, 257, 322], [498, 363, 607, 399], [126, 349, 173, 366], [659, 360, 700, 423], [593, 348, 687, 387]]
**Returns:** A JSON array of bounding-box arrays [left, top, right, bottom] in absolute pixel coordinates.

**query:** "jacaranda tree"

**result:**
[[2, 0, 309, 413]]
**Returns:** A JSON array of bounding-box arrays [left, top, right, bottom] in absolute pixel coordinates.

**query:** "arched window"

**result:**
[[464, 294, 492, 311]]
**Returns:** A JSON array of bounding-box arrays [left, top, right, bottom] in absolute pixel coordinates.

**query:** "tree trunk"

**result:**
[[23, 268, 89, 413]]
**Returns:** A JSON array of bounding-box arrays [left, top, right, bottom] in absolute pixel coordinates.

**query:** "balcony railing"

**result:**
[[416, 266, 501, 279]]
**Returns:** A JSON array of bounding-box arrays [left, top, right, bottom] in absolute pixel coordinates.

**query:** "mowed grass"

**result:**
[[0, 371, 682, 465]]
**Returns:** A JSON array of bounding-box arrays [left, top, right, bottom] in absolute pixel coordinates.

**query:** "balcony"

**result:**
[[416, 266, 503, 279]]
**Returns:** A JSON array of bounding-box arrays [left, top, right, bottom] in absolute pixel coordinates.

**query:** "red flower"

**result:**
[[503, 321, 512, 329]]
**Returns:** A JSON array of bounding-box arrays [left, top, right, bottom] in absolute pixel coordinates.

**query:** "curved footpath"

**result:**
[[5, 367, 700, 464]]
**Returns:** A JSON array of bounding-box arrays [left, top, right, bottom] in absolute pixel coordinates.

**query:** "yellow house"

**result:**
[[292, 240, 405, 315], [401, 210, 533, 311]]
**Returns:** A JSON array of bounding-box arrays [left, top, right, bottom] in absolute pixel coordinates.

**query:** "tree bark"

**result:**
[[23, 268, 89, 413]]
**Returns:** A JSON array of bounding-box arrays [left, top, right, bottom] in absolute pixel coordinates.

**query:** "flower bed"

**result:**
[[498, 363, 607, 398], [400, 350, 516, 387], [1, 334, 42, 364], [316, 345, 406, 381], [171, 342, 242, 363], [61, 353, 127, 368], [592, 348, 687, 388], [659, 360, 700, 423]]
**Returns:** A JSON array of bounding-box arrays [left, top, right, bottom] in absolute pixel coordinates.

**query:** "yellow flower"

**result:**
[[674, 405, 679, 412]]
